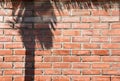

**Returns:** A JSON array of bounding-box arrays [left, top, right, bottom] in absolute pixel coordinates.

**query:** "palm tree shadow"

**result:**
[[7, 0, 56, 81]]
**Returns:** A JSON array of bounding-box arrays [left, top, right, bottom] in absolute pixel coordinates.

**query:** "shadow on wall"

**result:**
[[1, 0, 120, 81]]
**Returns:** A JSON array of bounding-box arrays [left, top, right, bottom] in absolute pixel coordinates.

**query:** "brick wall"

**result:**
[[0, 0, 120, 81]]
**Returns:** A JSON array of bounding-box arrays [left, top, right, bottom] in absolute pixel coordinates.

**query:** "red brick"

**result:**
[[72, 76, 90, 81], [92, 50, 109, 56], [102, 44, 120, 49], [63, 30, 80, 36], [92, 23, 108, 29], [4, 29, 20, 35], [62, 16, 80, 23], [14, 62, 24, 68], [73, 63, 90, 68], [14, 76, 32, 81], [81, 30, 100, 36], [0, 36, 12, 42], [0, 23, 12, 28], [4, 56, 23, 62], [44, 56, 61, 62], [111, 76, 120, 81], [111, 23, 120, 29], [101, 16, 119, 22], [5, 43, 23, 49], [44, 69, 61, 75], [102, 30, 120, 36], [72, 37, 90, 42], [54, 37, 70, 42], [53, 63, 71, 68], [112, 63, 120, 69], [72, 50, 90, 55], [82, 56, 100, 62], [35, 76, 51, 81], [111, 37, 120, 43], [102, 70, 120, 75], [72, 23, 90, 29], [102, 56, 120, 62], [4, 70, 22, 75], [0, 50, 12, 55], [81, 17, 100, 23], [35, 63, 51, 68], [82, 70, 101, 75], [35, 50, 51, 55], [83, 44, 100, 49], [92, 10, 110, 16], [0, 76, 12, 81], [92, 63, 110, 69], [53, 50, 70, 55], [0, 57, 3, 62], [63, 56, 80, 62], [25, 56, 42, 62], [92, 76, 110, 81], [63, 43, 81, 49], [53, 76, 70, 81], [72, 9, 90, 16], [62, 70, 80, 75], [91, 37, 109, 43]]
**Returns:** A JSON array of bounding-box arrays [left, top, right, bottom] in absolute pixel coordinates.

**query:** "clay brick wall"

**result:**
[[0, 0, 120, 81]]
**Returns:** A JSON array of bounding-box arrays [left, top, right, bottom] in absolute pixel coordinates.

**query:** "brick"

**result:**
[[53, 50, 70, 55], [0, 23, 12, 28], [4, 29, 20, 35], [81, 17, 100, 23], [112, 50, 120, 56], [0, 9, 12, 16], [0, 36, 12, 42], [53, 76, 70, 81], [35, 63, 51, 68], [0, 76, 12, 81], [91, 37, 109, 43], [72, 50, 90, 55], [92, 63, 110, 69], [92, 10, 110, 16], [111, 23, 120, 29], [62, 16, 80, 23], [4, 70, 22, 75], [72, 76, 90, 81], [14, 62, 24, 68], [111, 76, 120, 81], [0, 50, 12, 55], [72, 37, 90, 42], [0, 57, 3, 62], [54, 37, 70, 42], [111, 37, 120, 43], [102, 56, 120, 62], [112, 63, 120, 69], [63, 43, 81, 49], [53, 63, 71, 68], [82, 70, 101, 75], [44, 69, 61, 75], [35, 50, 51, 55], [82, 56, 100, 62], [0, 62, 12, 69], [92, 50, 109, 56], [102, 70, 120, 75], [83, 44, 100, 49], [62, 70, 80, 75], [44, 56, 61, 62], [102, 44, 120, 49], [72, 9, 90, 16], [92, 76, 110, 81], [72, 23, 90, 29], [102, 30, 120, 36], [4, 56, 23, 62], [101, 16, 119, 22], [5, 43, 23, 49], [63, 30, 80, 36], [92, 23, 108, 29], [81, 30, 100, 36], [63, 56, 80, 62], [35, 76, 51, 81], [73, 63, 90, 68]]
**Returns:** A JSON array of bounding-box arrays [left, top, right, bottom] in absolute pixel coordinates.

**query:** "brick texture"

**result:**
[[0, 0, 120, 81]]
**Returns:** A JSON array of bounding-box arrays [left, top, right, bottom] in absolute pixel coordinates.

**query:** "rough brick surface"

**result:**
[[0, 0, 120, 81]]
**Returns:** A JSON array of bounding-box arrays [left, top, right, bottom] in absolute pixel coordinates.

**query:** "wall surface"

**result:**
[[0, 0, 120, 81]]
